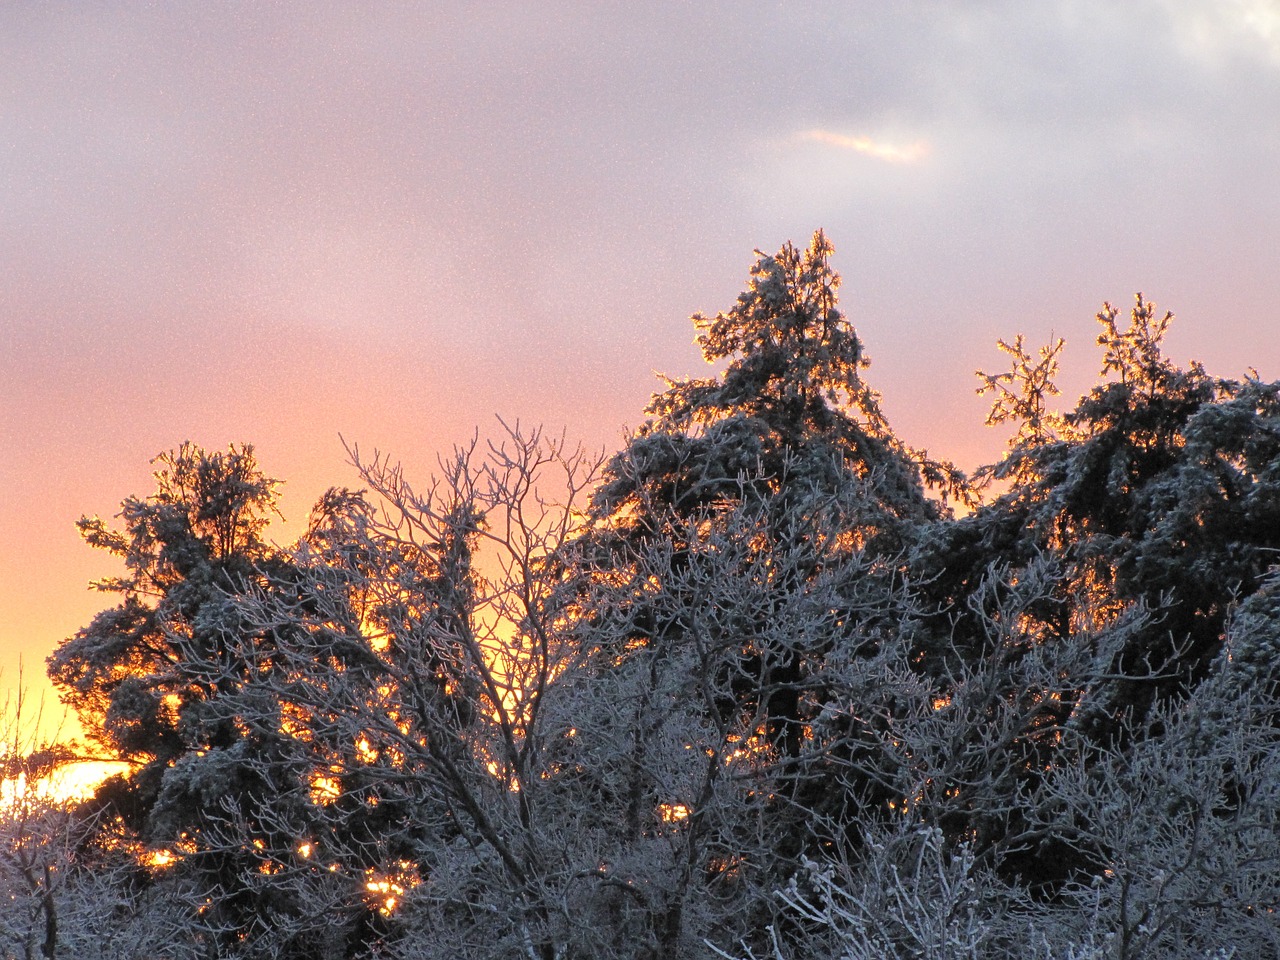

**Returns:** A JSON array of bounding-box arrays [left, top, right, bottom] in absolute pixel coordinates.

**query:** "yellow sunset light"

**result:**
[[310, 772, 343, 804], [146, 848, 179, 870], [657, 802, 690, 823]]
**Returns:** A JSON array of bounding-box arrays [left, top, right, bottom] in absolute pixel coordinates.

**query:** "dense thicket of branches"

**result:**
[[6, 233, 1279, 959]]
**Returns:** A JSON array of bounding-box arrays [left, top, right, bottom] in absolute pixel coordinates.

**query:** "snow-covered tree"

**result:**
[[0, 686, 199, 960], [47, 443, 282, 802], [905, 296, 1280, 895], [534, 233, 971, 957], [44, 444, 372, 955], [207, 426, 620, 959], [955, 296, 1280, 722], [32, 236, 1280, 960]]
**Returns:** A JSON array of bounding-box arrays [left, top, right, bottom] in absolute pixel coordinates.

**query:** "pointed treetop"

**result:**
[[650, 231, 890, 443]]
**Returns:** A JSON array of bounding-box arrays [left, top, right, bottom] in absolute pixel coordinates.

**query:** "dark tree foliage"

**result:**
[[932, 296, 1280, 713], [44, 447, 399, 956], [913, 295, 1280, 894], [49, 444, 281, 806]]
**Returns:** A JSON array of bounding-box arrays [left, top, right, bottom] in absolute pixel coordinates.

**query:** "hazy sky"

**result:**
[[4, 1, 1280, 736]]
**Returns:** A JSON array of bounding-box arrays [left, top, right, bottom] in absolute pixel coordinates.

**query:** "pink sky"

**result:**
[[4, 2, 1279, 742]]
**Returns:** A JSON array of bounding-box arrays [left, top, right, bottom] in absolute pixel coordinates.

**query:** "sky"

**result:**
[[4, 1, 1280, 746]]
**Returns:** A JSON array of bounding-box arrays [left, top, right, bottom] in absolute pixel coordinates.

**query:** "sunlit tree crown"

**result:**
[[650, 230, 888, 442], [593, 231, 961, 532]]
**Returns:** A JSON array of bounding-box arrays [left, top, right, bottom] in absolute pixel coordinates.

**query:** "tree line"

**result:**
[[4, 232, 1279, 959]]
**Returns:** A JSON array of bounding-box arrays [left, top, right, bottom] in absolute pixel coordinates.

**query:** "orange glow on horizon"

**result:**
[[53, 759, 132, 799], [1, 758, 132, 806]]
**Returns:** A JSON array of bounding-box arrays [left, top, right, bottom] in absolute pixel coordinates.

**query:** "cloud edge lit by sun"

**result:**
[[799, 129, 932, 164]]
